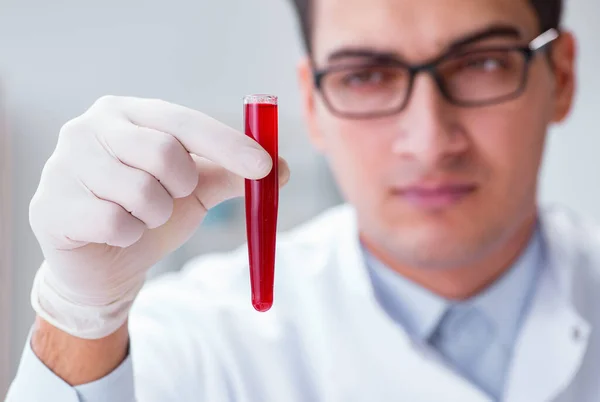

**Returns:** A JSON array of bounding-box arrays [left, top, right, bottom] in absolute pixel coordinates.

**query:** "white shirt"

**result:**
[[7, 204, 600, 401]]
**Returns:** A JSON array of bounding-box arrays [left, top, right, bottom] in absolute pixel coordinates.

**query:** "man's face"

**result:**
[[299, 0, 575, 269]]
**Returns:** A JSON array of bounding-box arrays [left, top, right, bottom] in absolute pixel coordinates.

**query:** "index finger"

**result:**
[[118, 97, 272, 179]]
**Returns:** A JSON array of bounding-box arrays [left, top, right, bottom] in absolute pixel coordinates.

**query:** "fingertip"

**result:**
[[278, 157, 291, 187], [145, 200, 174, 230], [171, 171, 199, 199], [107, 230, 142, 248], [107, 216, 145, 248], [242, 148, 273, 179]]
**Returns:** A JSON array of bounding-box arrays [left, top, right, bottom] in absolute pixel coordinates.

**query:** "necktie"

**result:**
[[428, 305, 508, 400]]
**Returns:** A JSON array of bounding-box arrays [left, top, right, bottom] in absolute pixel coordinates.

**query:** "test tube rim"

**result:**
[[243, 94, 278, 105]]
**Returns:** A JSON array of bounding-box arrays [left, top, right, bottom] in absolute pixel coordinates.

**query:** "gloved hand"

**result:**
[[29, 96, 289, 339]]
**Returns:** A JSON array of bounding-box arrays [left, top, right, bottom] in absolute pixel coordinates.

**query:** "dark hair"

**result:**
[[290, 0, 563, 53]]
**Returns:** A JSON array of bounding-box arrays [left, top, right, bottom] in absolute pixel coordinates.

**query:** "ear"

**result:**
[[550, 31, 577, 123], [298, 57, 327, 152]]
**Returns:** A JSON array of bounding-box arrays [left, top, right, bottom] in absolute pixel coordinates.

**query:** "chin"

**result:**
[[371, 216, 500, 270]]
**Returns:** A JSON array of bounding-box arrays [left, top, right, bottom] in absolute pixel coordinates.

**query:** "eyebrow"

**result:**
[[326, 24, 523, 63]]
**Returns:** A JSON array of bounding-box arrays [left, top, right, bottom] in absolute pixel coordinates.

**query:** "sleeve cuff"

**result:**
[[74, 348, 135, 402], [6, 328, 135, 402], [6, 329, 80, 401]]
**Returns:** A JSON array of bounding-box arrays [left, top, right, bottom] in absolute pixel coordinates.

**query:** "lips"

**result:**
[[393, 183, 477, 209]]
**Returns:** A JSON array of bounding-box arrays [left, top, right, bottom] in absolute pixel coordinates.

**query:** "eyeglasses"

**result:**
[[313, 29, 560, 119]]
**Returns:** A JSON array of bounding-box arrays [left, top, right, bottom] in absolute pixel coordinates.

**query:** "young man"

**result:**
[[7, 0, 600, 401]]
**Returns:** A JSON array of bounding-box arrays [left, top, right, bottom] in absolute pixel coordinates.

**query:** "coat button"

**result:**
[[572, 326, 582, 341]]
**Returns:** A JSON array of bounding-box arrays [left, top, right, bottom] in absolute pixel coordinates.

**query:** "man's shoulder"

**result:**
[[540, 205, 600, 283], [541, 206, 600, 257], [184, 202, 353, 272], [135, 204, 355, 308]]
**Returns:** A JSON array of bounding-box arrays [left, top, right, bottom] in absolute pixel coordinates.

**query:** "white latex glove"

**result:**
[[29, 95, 289, 339]]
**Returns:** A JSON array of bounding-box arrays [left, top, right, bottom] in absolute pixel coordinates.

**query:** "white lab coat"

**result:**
[[128, 204, 599, 402]]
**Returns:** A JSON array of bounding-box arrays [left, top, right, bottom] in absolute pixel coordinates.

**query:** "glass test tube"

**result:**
[[243, 94, 279, 312]]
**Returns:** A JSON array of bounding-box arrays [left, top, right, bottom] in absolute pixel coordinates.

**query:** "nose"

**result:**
[[392, 73, 469, 167]]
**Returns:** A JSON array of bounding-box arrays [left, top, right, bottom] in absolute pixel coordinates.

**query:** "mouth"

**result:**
[[392, 183, 478, 210]]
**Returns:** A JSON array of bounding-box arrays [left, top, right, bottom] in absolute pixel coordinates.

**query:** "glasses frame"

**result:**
[[313, 29, 560, 119]]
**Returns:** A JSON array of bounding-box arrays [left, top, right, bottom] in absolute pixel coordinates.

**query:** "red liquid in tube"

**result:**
[[244, 95, 278, 312]]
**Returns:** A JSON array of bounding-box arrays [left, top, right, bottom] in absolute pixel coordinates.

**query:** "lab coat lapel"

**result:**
[[503, 210, 591, 402], [329, 206, 493, 402]]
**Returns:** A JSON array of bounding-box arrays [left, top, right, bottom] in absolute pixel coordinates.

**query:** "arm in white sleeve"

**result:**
[[7, 252, 249, 402], [5, 330, 135, 402]]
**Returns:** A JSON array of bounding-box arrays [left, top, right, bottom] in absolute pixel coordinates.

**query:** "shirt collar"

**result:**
[[466, 228, 543, 348], [363, 250, 448, 340], [363, 225, 544, 343]]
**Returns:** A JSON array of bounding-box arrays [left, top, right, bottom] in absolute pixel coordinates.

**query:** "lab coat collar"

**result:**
[[503, 208, 591, 402], [334, 206, 379, 299], [362, 247, 448, 340], [468, 228, 543, 351]]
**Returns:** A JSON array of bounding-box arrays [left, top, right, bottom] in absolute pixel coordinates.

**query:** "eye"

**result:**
[[466, 57, 505, 71], [458, 52, 512, 72], [341, 68, 393, 87]]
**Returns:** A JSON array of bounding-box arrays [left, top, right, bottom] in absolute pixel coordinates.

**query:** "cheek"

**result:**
[[316, 105, 392, 200], [468, 101, 547, 195]]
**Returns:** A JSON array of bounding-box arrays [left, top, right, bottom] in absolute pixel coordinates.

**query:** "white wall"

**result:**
[[0, 85, 12, 396], [539, 2, 600, 219], [0, 0, 598, 392]]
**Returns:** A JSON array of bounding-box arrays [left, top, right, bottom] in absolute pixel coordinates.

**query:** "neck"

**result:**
[[362, 213, 538, 301]]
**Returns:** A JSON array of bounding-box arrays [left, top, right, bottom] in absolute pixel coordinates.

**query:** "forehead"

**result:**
[[312, 0, 539, 64]]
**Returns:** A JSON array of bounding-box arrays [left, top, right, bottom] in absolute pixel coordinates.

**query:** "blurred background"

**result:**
[[0, 0, 598, 395]]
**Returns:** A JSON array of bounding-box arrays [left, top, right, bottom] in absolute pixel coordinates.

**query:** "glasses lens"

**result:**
[[321, 65, 410, 116], [438, 49, 527, 104]]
